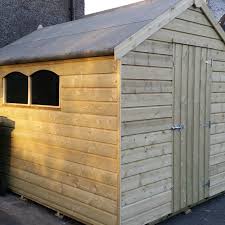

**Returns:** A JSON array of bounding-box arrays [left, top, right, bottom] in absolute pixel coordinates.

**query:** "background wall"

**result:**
[[0, 0, 84, 48]]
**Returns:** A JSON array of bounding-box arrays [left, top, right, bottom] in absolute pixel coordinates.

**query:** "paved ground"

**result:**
[[1, 193, 225, 225], [159, 194, 225, 225], [0, 193, 82, 225]]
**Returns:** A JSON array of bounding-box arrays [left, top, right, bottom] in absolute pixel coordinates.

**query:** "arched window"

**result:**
[[31, 70, 59, 106], [5, 72, 28, 104]]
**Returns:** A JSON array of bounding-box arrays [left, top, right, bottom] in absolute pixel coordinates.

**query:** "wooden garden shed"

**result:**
[[0, 0, 225, 224]]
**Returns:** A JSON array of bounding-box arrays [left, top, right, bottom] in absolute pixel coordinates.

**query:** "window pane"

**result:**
[[5, 72, 28, 104], [31, 70, 59, 106]]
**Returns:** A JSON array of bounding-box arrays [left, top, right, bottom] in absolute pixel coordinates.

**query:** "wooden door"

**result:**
[[173, 44, 211, 212]]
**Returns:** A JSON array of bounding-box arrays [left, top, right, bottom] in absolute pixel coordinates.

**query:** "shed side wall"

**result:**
[[121, 6, 225, 225], [0, 57, 119, 225], [209, 50, 225, 196], [120, 37, 174, 225]]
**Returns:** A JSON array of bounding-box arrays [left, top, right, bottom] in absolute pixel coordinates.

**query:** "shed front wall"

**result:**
[[121, 6, 225, 225], [0, 57, 120, 225]]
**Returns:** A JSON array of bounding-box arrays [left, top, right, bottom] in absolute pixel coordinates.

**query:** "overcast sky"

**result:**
[[85, 0, 142, 14]]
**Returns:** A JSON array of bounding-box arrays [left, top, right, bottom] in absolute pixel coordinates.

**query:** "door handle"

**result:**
[[171, 124, 184, 131]]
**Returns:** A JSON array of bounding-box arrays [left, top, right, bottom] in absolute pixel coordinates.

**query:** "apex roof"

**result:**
[[0, 0, 223, 65]]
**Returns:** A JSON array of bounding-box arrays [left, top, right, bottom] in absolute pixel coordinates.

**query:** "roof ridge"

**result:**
[[35, 0, 157, 33]]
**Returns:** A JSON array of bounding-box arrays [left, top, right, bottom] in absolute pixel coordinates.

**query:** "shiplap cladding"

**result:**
[[0, 57, 120, 225], [210, 50, 225, 197], [121, 6, 224, 225], [120, 39, 174, 225]]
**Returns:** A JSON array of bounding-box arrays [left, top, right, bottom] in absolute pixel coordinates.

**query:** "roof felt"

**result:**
[[0, 0, 180, 65]]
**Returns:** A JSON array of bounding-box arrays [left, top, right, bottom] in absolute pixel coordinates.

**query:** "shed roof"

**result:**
[[0, 0, 223, 65]]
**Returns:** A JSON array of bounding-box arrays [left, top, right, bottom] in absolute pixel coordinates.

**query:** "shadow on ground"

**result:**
[[159, 194, 225, 225], [0, 193, 83, 225]]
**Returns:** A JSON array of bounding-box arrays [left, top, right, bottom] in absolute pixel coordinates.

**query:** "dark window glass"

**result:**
[[31, 70, 59, 106], [5, 72, 28, 104]]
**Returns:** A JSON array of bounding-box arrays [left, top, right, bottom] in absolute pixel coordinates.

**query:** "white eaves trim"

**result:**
[[114, 0, 225, 59]]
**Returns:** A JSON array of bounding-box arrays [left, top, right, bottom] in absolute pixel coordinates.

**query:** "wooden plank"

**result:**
[[121, 166, 172, 193], [7, 131, 117, 159], [192, 48, 201, 203], [61, 101, 118, 116], [2, 147, 118, 186], [210, 181, 225, 197], [61, 88, 118, 102], [211, 93, 225, 103], [11, 187, 105, 225], [211, 133, 225, 145], [8, 138, 117, 172], [121, 191, 171, 221], [122, 118, 172, 136], [9, 167, 117, 215], [165, 18, 219, 39], [186, 45, 195, 206], [0, 108, 118, 130], [61, 74, 117, 88], [121, 154, 172, 178], [9, 177, 117, 225], [122, 93, 172, 108], [211, 112, 225, 123], [211, 83, 225, 93], [173, 43, 182, 212], [13, 119, 117, 145], [122, 178, 172, 207], [121, 130, 172, 150], [134, 40, 173, 55], [210, 152, 225, 166], [211, 50, 225, 62], [122, 80, 172, 94], [177, 9, 211, 26], [211, 72, 225, 82], [180, 44, 188, 209], [121, 106, 172, 122], [0, 57, 117, 76], [151, 29, 225, 51], [210, 143, 225, 156], [122, 202, 171, 225], [210, 161, 225, 177], [213, 61, 225, 72], [211, 123, 225, 134], [122, 52, 173, 68], [210, 171, 225, 187], [7, 156, 117, 201], [121, 142, 172, 165], [199, 47, 207, 200], [121, 65, 173, 81]]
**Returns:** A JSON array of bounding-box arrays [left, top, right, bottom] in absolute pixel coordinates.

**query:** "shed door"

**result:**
[[173, 44, 211, 212]]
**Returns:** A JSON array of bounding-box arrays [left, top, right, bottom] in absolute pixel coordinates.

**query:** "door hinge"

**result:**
[[202, 121, 211, 128], [205, 180, 210, 188], [205, 59, 213, 66]]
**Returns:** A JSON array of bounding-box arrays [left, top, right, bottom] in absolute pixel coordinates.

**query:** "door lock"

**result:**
[[171, 124, 185, 131]]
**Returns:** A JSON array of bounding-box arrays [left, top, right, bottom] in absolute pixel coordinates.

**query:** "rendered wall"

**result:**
[[0, 0, 84, 48]]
